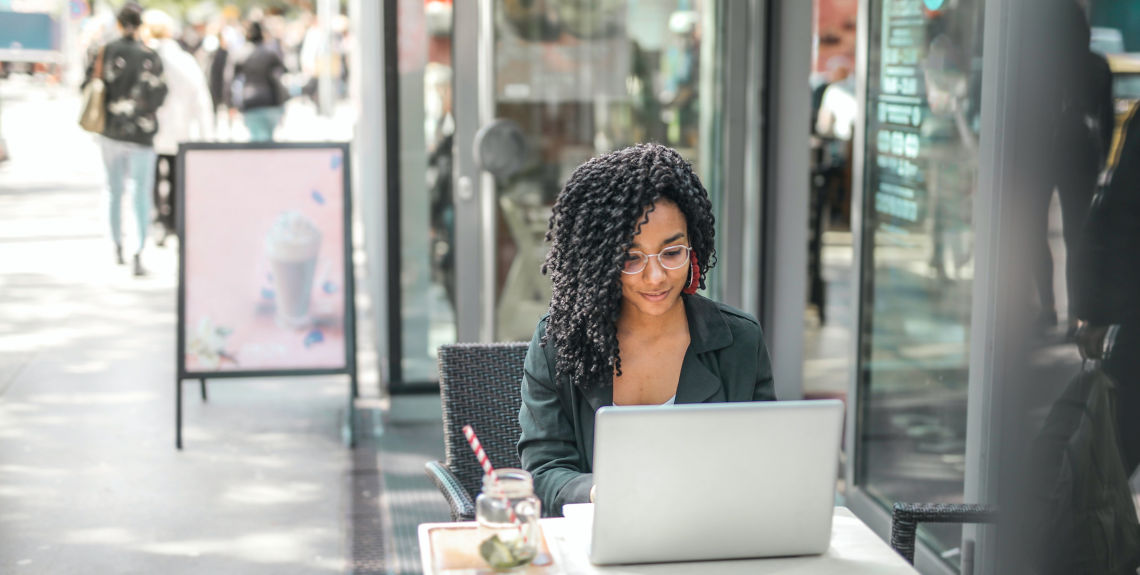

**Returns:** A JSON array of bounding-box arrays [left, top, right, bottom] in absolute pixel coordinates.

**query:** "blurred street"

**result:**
[[0, 79, 442, 574]]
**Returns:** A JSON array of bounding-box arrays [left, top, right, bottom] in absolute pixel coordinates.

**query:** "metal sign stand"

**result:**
[[174, 142, 359, 450]]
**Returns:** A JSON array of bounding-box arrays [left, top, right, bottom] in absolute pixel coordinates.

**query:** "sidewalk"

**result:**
[[0, 79, 449, 574]]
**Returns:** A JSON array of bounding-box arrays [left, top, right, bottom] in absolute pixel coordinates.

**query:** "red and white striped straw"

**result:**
[[462, 425, 527, 541], [463, 425, 496, 477]]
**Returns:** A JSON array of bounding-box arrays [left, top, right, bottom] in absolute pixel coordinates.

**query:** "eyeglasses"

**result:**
[[621, 244, 691, 275]]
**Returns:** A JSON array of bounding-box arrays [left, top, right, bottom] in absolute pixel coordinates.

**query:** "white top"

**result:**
[[612, 395, 676, 407], [153, 39, 214, 155], [816, 79, 857, 141]]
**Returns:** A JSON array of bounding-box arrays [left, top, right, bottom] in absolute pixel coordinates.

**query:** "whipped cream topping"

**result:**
[[265, 211, 322, 261]]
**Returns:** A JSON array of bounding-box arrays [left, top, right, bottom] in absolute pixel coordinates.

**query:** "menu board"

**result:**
[[868, 0, 929, 232]]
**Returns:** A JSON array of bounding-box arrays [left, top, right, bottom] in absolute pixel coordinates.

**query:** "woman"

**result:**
[[232, 21, 286, 142], [143, 9, 214, 245], [518, 144, 775, 517], [85, 2, 168, 276]]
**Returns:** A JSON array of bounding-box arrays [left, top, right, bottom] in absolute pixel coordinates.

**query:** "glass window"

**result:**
[[488, 0, 725, 341], [856, 0, 986, 565]]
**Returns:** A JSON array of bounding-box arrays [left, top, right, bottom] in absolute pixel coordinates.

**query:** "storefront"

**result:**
[[373, 0, 970, 570], [354, 0, 1137, 572]]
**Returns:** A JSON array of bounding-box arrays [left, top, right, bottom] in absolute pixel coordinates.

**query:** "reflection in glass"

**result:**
[[489, 0, 723, 341], [857, 0, 985, 563], [396, 0, 457, 381], [1087, 0, 1140, 493]]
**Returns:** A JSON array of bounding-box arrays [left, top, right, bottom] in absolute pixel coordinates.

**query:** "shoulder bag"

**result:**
[[79, 47, 107, 134]]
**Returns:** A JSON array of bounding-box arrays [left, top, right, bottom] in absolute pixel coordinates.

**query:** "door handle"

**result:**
[[473, 119, 526, 180], [457, 176, 474, 202]]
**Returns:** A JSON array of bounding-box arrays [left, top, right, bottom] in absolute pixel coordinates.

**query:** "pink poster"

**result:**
[[180, 145, 350, 374]]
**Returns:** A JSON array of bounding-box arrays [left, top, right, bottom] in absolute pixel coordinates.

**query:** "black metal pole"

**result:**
[[384, 0, 405, 391], [345, 374, 356, 448], [176, 378, 183, 450], [199, 378, 207, 401]]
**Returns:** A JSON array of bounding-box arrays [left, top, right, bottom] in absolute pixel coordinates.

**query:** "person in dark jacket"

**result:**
[[207, 33, 229, 117], [84, 2, 168, 276], [1031, 97, 1140, 564], [517, 144, 776, 516], [1030, 4, 1114, 335], [1054, 49, 1114, 336], [1075, 101, 1140, 475], [232, 21, 286, 142]]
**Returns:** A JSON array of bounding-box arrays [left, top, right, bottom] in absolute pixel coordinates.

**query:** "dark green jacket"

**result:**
[[517, 294, 775, 516]]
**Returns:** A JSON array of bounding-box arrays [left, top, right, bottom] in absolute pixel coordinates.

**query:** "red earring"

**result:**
[[683, 253, 700, 295]]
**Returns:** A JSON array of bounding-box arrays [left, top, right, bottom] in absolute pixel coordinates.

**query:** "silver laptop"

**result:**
[[588, 400, 844, 565]]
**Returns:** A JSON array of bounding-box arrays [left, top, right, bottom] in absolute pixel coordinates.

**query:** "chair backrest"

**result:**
[[438, 342, 530, 502]]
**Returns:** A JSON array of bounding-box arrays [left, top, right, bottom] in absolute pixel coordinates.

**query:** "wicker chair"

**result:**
[[424, 342, 530, 521], [889, 502, 999, 564]]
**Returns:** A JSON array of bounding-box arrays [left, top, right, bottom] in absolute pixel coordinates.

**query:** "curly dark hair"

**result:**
[[541, 143, 717, 392]]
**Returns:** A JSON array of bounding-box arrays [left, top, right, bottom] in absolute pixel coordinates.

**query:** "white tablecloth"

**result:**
[[419, 506, 920, 574]]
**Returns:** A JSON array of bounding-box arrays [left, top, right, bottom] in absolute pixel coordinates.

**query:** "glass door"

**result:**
[[453, 0, 730, 343], [850, 0, 986, 567]]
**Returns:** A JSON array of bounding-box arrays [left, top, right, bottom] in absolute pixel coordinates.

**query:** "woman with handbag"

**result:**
[[231, 21, 287, 142], [81, 2, 168, 276]]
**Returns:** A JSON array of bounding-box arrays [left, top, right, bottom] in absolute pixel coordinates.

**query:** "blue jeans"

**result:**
[[243, 107, 284, 142], [99, 137, 156, 254]]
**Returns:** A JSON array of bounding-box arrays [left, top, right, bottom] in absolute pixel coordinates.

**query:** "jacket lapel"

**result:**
[[582, 380, 613, 413], [675, 295, 733, 404]]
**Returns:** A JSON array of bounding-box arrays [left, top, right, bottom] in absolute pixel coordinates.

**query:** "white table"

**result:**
[[418, 506, 920, 574]]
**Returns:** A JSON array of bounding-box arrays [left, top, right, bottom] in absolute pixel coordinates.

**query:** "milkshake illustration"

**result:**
[[266, 211, 322, 328]]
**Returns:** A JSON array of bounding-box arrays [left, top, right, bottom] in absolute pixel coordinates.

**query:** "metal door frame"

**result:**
[[759, 0, 811, 401], [451, 0, 494, 344]]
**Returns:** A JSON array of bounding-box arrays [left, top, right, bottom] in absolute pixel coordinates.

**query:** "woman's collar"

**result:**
[[682, 294, 733, 354], [581, 295, 734, 411]]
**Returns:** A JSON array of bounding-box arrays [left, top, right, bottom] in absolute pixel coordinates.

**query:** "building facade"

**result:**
[[349, 1, 1140, 573]]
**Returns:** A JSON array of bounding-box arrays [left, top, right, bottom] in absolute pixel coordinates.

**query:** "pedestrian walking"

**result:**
[[83, 2, 168, 276], [143, 9, 214, 246], [232, 21, 286, 142]]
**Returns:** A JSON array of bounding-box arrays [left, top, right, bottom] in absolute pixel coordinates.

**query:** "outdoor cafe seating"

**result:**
[[424, 342, 529, 522], [421, 342, 995, 571]]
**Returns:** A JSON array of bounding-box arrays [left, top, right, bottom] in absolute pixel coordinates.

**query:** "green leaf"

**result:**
[[479, 534, 528, 570]]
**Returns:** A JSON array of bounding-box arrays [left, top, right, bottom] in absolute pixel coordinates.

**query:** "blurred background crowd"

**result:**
[[1, 0, 351, 140]]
